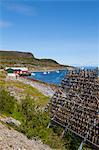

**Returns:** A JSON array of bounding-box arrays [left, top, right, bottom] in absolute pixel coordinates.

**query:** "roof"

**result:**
[[5, 67, 28, 71]]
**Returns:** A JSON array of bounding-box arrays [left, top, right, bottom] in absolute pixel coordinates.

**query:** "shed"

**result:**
[[6, 68, 14, 73]]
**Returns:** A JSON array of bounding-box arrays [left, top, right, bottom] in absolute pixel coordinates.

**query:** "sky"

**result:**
[[0, 0, 99, 66]]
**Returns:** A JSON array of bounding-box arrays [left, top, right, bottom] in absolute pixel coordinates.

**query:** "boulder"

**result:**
[[6, 117, 21, 127]]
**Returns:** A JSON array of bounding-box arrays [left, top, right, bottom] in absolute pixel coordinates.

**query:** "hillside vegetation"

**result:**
[[0, 50, 70, 71]]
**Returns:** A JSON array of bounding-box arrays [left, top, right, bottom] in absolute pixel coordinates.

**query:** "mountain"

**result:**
[[0, 50, 73, 71]]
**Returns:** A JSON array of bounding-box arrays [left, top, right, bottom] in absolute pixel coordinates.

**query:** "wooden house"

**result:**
[[5, 67, 30, 77]]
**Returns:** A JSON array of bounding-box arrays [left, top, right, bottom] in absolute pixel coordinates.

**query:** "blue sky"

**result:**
[[0, 0, 99, 66]]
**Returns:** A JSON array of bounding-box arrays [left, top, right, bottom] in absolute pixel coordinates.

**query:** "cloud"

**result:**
[[0, 21, 13, 28], [1, 2, 37, 16]]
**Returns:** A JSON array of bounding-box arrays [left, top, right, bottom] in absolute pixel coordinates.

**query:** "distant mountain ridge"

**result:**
[[0, 50, 72, 71]]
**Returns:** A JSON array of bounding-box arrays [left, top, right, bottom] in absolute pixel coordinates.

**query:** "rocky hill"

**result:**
[[0, 50, 73, 71]]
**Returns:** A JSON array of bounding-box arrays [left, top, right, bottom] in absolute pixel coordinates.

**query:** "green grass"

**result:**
[[0, 75, 49, 108]]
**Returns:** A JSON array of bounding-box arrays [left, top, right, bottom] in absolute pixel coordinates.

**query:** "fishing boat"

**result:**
[[43, 72, 47, 74], [56, 70, 59, 73]]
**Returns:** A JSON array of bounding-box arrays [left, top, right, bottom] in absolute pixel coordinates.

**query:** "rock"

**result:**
[[0, 116, 21, 127], [0, 136, 2, 141], [6, 117, 21, 127]]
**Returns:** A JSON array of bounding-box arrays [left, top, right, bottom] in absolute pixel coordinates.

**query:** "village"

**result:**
[[5, 67, 31, 77]]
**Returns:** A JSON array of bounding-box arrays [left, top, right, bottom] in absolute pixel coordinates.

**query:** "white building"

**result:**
[[5, 67, 28, 71]]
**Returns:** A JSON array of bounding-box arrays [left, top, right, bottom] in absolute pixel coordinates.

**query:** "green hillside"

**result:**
[[0, 50, 70, 71]]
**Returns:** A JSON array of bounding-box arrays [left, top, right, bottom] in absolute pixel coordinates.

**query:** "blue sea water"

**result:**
[[28, 66, 98, 85], [28, 70, 67, 85]]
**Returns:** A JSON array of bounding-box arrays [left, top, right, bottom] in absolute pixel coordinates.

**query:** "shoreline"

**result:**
[[6, 76, 58, 97], [28, 67, 74, 72]]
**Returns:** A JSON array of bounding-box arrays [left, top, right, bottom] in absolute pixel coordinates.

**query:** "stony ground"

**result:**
[[0, 122, 52, 150], [6, 76, 57, 97]]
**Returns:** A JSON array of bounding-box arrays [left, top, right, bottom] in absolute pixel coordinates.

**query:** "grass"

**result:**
[[0, 71, 49, 108]]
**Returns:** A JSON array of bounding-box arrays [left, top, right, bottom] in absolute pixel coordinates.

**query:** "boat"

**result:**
[[56, 70, 59, 73], [31, 73, 35, 76], [43, 72, 47, 74]]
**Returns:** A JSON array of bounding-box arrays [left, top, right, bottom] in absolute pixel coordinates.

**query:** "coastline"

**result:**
[[6, 76, 58, 97]]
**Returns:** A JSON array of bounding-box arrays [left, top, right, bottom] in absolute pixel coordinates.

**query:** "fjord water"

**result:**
[[28, 67, 98, 85], [28, 70, 67, 85]]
